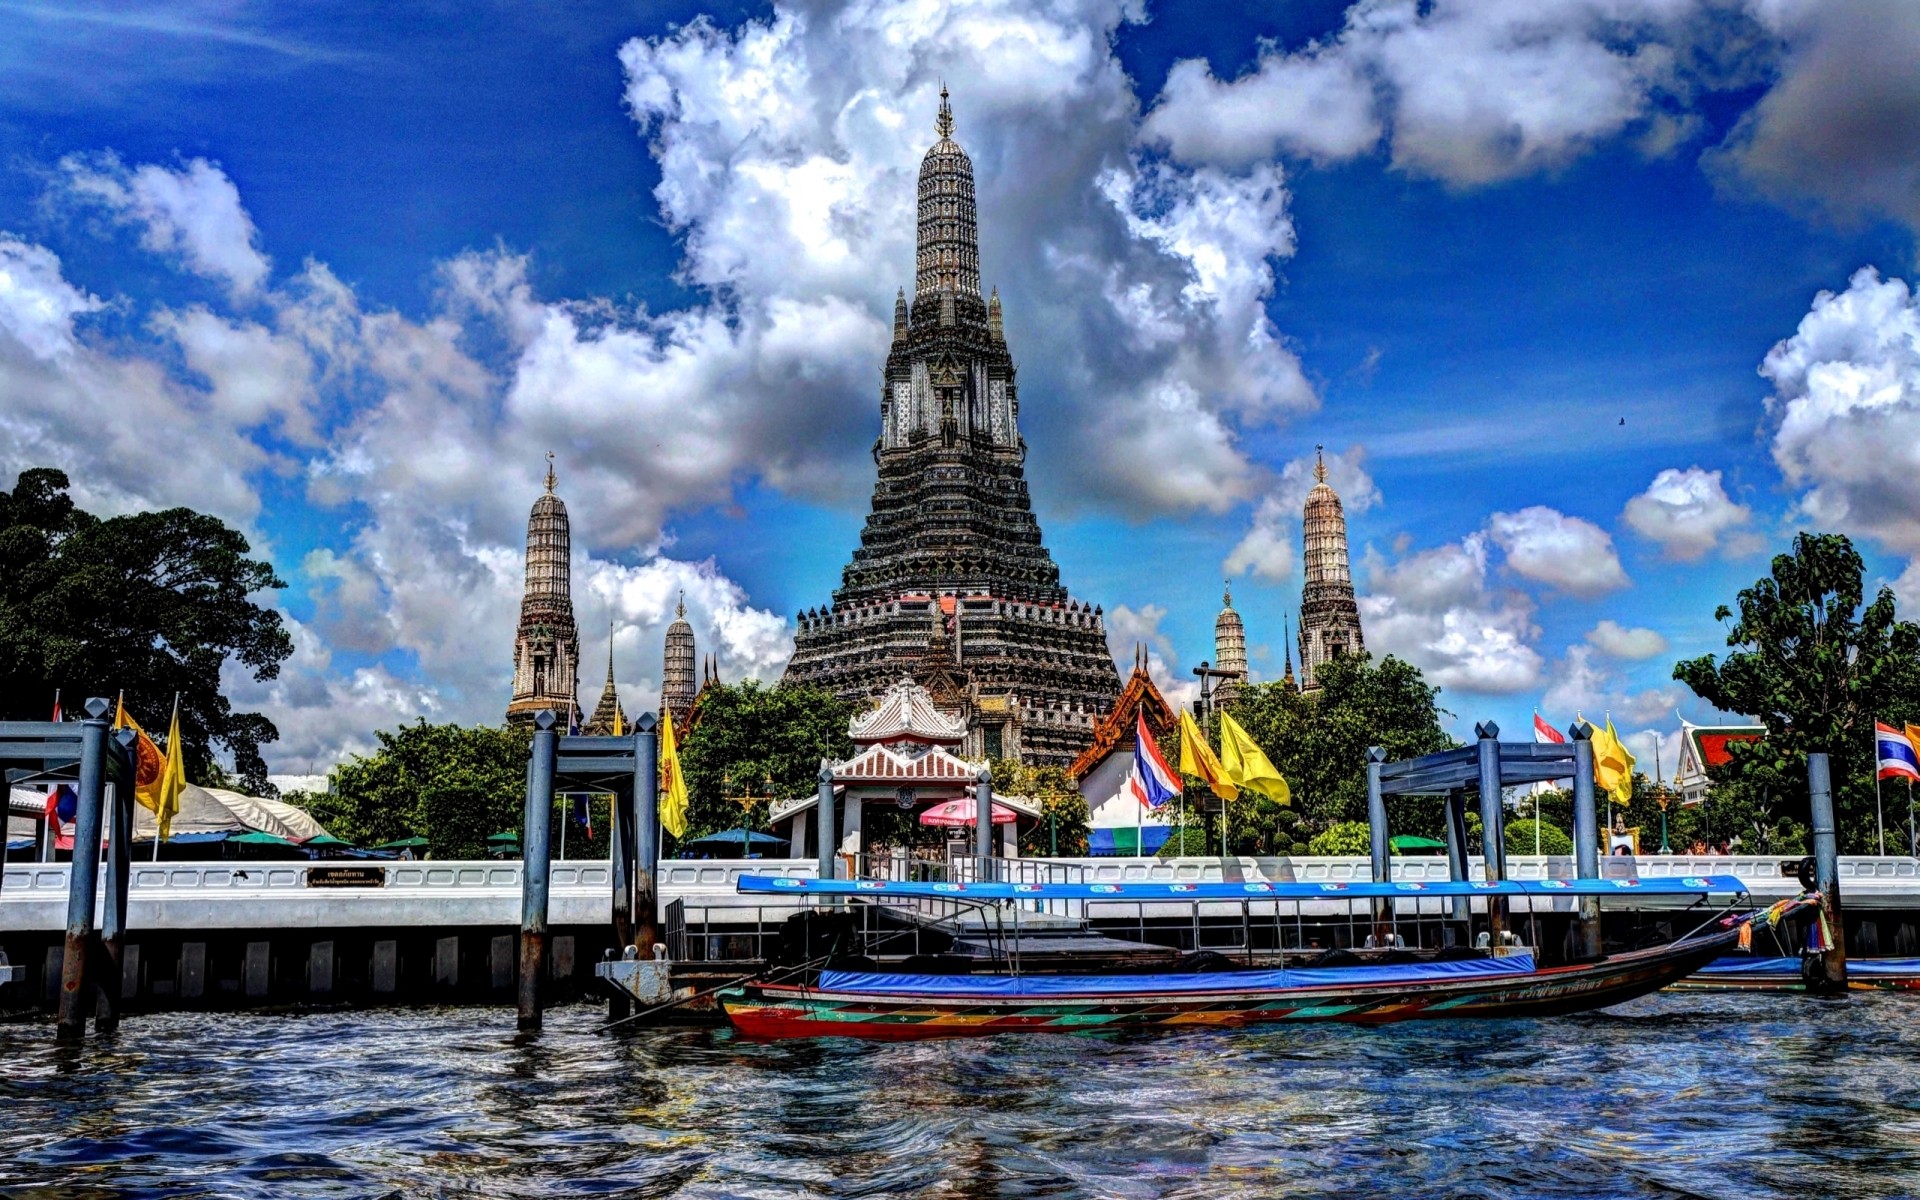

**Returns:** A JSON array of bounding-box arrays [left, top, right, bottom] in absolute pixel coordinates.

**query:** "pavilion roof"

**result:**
[[1068, 658, 1177, 780], [850, 675, 967, 744]]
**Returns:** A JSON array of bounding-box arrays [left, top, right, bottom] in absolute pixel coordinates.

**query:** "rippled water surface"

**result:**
[[4, 993, 1919, 1198]]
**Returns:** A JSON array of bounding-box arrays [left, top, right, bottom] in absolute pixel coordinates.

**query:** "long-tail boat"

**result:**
[[717, 875, 1806, 1039]]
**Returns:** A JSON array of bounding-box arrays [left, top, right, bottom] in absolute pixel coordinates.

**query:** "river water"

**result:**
[[3, 993, 1918, 1199]]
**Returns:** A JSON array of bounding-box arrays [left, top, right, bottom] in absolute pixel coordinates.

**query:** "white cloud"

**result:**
[[1542, 644, 1681, 727], [57, 154, 271, 296], [1621, 466, 1754, 560], [1895, 560, 1920, 619], [1105, 602, 1200, 712], [1224, 495, 1296, 584], [1359, 534, 1544, 694], [1762, 266, 1920, 555], [1488, 505, 1630, 597], [1585, 619, 1668, 660]]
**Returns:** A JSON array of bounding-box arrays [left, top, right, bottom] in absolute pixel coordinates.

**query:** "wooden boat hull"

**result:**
[[721, 927, 1743, 1040], [1671, 955, 1920, 992]]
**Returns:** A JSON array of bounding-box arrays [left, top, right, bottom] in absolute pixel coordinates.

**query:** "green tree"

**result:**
[[0, 468, 293, 790], [1307, 820, 1372, 856], [991, 761, 1090, 856], [1224, 654, 1455, 850], [678, 681, 855, 844], [1674, 533, 1920, 853], [300, 722, 529, 857]]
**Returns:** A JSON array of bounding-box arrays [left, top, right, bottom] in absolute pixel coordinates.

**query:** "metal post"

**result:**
[[1365, 747, 1390, 945], [1570, 723, 1601, 959], [1444, 788, 1470, 926], [96, 729, 137, 1034], [1807, 751, 1848, 993], [815, 764, 836, 882], [633, 715, 659, 955], [517, 710, 557, 1032], [1474, 721, 1507, 946], [975, 767, 995, 882], [57, 699, 111, 1042]]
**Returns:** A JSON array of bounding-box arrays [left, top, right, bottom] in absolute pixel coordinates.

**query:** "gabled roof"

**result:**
[[1069, 657, 1178, 780], [850, 675, 967, 744], [834, 741, 983, 784], [1676, 717, 1766, 780]]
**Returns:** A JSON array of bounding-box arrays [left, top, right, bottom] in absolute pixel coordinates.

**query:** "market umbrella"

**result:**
[[682, 828, 787, 854], [1389, 834, 1447, 854], [918, 798, 1018, 826], [374, 836, 431, 850], [487, 831, 520, 858], [230, 830, 295, 846]]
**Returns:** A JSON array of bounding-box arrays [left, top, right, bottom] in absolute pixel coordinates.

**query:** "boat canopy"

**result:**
[[734, 874, 1752, 900]]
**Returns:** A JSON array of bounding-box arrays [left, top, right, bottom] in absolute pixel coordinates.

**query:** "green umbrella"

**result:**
[[302, 834, 354, 847], [1389, 834, 1447, 853], [374, 836, 431, 850], [230, 830, 295, 846], [486, 831, 520, 843]]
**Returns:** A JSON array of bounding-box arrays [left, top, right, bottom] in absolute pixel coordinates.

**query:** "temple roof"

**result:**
[[1068, 651, 1179, 780], [850, 675, 967, 745]]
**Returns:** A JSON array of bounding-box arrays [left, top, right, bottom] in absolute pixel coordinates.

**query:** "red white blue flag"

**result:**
[[1876, 721, 1920, 782], [1128, 712, 1180, 809], [1533, 711, 1566, 744]]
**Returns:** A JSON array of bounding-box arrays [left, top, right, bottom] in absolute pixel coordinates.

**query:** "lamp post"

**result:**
[[1654, 788, 1673, 855], [722, 769, 774, 859], [1190, 660, 1240, 855]]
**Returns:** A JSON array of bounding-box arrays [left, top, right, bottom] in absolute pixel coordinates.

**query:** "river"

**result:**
[[3, 993, 1918, 1198]]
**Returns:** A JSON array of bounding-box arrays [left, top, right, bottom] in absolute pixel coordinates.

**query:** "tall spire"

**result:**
[[1300, 447, 1364, 690], [936, 83, 953, 139], [1283, 612, 1296, 692], [507, 462, 579, 727], [662, 592, 696, 728], [893, 287, 908, 342], [915, 86, 980, 301], [1214, 578, 1247, 702]]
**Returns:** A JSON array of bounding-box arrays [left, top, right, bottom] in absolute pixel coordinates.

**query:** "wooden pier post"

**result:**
[[815, 764, 835, 882], [1365, 747, 1390, 944], [1569, 723, 1602, 959], [1474, 722, 1507, 947], [96, 728, 138, 1033], [974, 767, 994, 883], [1807, 751, 1848, 993], [518, 709, 558, 1032], [56, 698, 111, 1042], [633, 714, 659, 954]]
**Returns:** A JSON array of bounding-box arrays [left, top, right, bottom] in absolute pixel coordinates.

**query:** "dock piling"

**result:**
[[633, 715, 659, 955], [1569, 723, 1601, 959], [96, 728, 137, 1034], [1365, 747, 1390, 944], [56, 698, 111, 1042], [1444, 788, 1469, 927], [1474, 722, 1507, 946], [974, 768, 995, 883], [815, 764, 835, 882], [518, 709, 557, 1032], [1807, 751, 1848, 993]]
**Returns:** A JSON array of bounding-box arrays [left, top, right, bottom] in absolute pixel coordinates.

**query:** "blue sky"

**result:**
[[2, 0, 1917, 774]]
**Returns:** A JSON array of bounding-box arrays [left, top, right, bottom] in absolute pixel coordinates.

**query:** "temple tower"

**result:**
[[506, 454, 580, 727], [1213, 582, 1247, 705], [661, 593, 696, 731], [782, 89, 1121, 767], [1298, 447, 1364, 690], [584, 626, 627, 735]]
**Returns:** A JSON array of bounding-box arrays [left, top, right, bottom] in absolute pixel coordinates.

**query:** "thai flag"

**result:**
[[1128, 712, 1180, 809], [1533, 711, 1566, 744], [1876, 721, 1920, 782]]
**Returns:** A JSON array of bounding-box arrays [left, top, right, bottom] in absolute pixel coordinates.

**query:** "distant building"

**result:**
[[1213, 583, 1247, 705], [661, 593, 696, 732], [1674, 717, 1766, 803], [583, 630, 627, 736], [1298, 447, 1364, 690], [506, 455, 580, 728], [1071, 646, 1180, 855]]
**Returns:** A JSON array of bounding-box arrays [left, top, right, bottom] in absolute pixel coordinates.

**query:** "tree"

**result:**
[[299, 722, 529, 857], [1224, 654, 1455, 850], [1674, 533, 1920, 853], [1307, 820, 1372, 856], [677, 681, 855, 844], [992, 761, 1089, 856], [0, 468, 292, 791]]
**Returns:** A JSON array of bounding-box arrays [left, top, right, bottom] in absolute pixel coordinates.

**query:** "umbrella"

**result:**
[[229, 830, 296, 846], [486, 831, 520, 843], [374, 836, 431, 850], [1389, 834, 1447, 854], [302, 834, 353, 847], [919, 798, 1018, 826], [683, 828, 787, 851]]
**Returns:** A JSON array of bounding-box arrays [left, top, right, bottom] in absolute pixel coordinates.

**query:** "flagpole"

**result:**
[[155, 692, 179, 862], [1875, 725, 1886, 856], [1908, 777, 1915, 858]]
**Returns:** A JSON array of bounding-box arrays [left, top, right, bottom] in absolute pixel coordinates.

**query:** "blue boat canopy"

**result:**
[[734, 874, 1752, 900]]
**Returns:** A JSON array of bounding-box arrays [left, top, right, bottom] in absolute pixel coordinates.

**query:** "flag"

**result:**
[[571, 793, 594, 835], [1876, 721, 1920, 782], [155, 700, 186, 841], [1533, 711, 1566, 744], [1178, 710, 1237, 801], [612, 704, 624, 738], [112, 695, 167, 814], [1127, 712, 1180, 809], [1218, 711, 1290, 806], [1591, 718, 1636, 805], [659, 710, 689, 839], [50, 690, 61, 723], [42, 784, 76, 826]]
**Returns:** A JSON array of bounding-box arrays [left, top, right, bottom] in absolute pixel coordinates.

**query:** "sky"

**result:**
[[2, 0, 1918, 781]]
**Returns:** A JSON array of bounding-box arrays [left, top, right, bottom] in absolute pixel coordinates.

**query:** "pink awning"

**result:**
[[919, 798, 1018, 826]]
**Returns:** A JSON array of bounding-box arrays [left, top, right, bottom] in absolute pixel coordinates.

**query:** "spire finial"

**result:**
[[544, 451, 556, 494], [1223, 579, 1232, 608], [676, 589, 685, 620], [605, 620, 617, 684], [1314, 445, 1326, 484], [936, 84, 953, 140]]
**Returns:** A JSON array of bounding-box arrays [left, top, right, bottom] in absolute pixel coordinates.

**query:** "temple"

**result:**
[[505, 455, 580, 728], [583, 628, 627, 736], [781, 89, 1121, 766], [1213, 583, 1247, 705], [661, 594, 696, 732], [1298, 448, 1365, 690]]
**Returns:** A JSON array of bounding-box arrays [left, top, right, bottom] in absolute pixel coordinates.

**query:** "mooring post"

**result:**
[[1365, 747, 1390, 944], [96, 728, 138, 1034], [1444, 788, 1470, 926], [815, 764, 836, 883], [1474, 721, 1507, 947], [518, 709, 558, 1032], [56, 698, 111, 1042], [1807, 751, 1848, 993], [974, 767, 995, 883], [1569, 722, 1602, 959], [632, 713, 659, 955]]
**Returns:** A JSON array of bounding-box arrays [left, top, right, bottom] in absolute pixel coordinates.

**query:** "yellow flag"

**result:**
[[1178, 711, 1238, 801], [1218, 711, 1290, 805], [112, 695, 167, 814], [155, 702, 186, 841], [1906, 723, 1920, 758], [612, 705, 624, 738], [1591, 719, 1636, 805], [659, 712, 689, 839]]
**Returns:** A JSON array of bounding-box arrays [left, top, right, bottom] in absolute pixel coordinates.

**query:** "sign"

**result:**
[[306, 865, 386, 888], [895, 786, 918, 810]]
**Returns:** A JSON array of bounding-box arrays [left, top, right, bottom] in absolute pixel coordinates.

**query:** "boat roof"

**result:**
[[736, 874, 1753, 900]]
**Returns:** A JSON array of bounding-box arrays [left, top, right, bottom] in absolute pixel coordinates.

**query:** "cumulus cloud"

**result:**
[[1893, 560, 1920, 619], [1621, 466, 1754, 560], [1224, 445, 1378, 584], [57, 154, 271, 296], [1359, 534, 1544, 694], [1224, 495, 1296, 584], [1542, 644, 1682, 730], [1105, 602, 1200, 712], [1488, 505, 1630, 597], [1762, 266, 1920, 555], [1585, 619, 1668, 660]]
